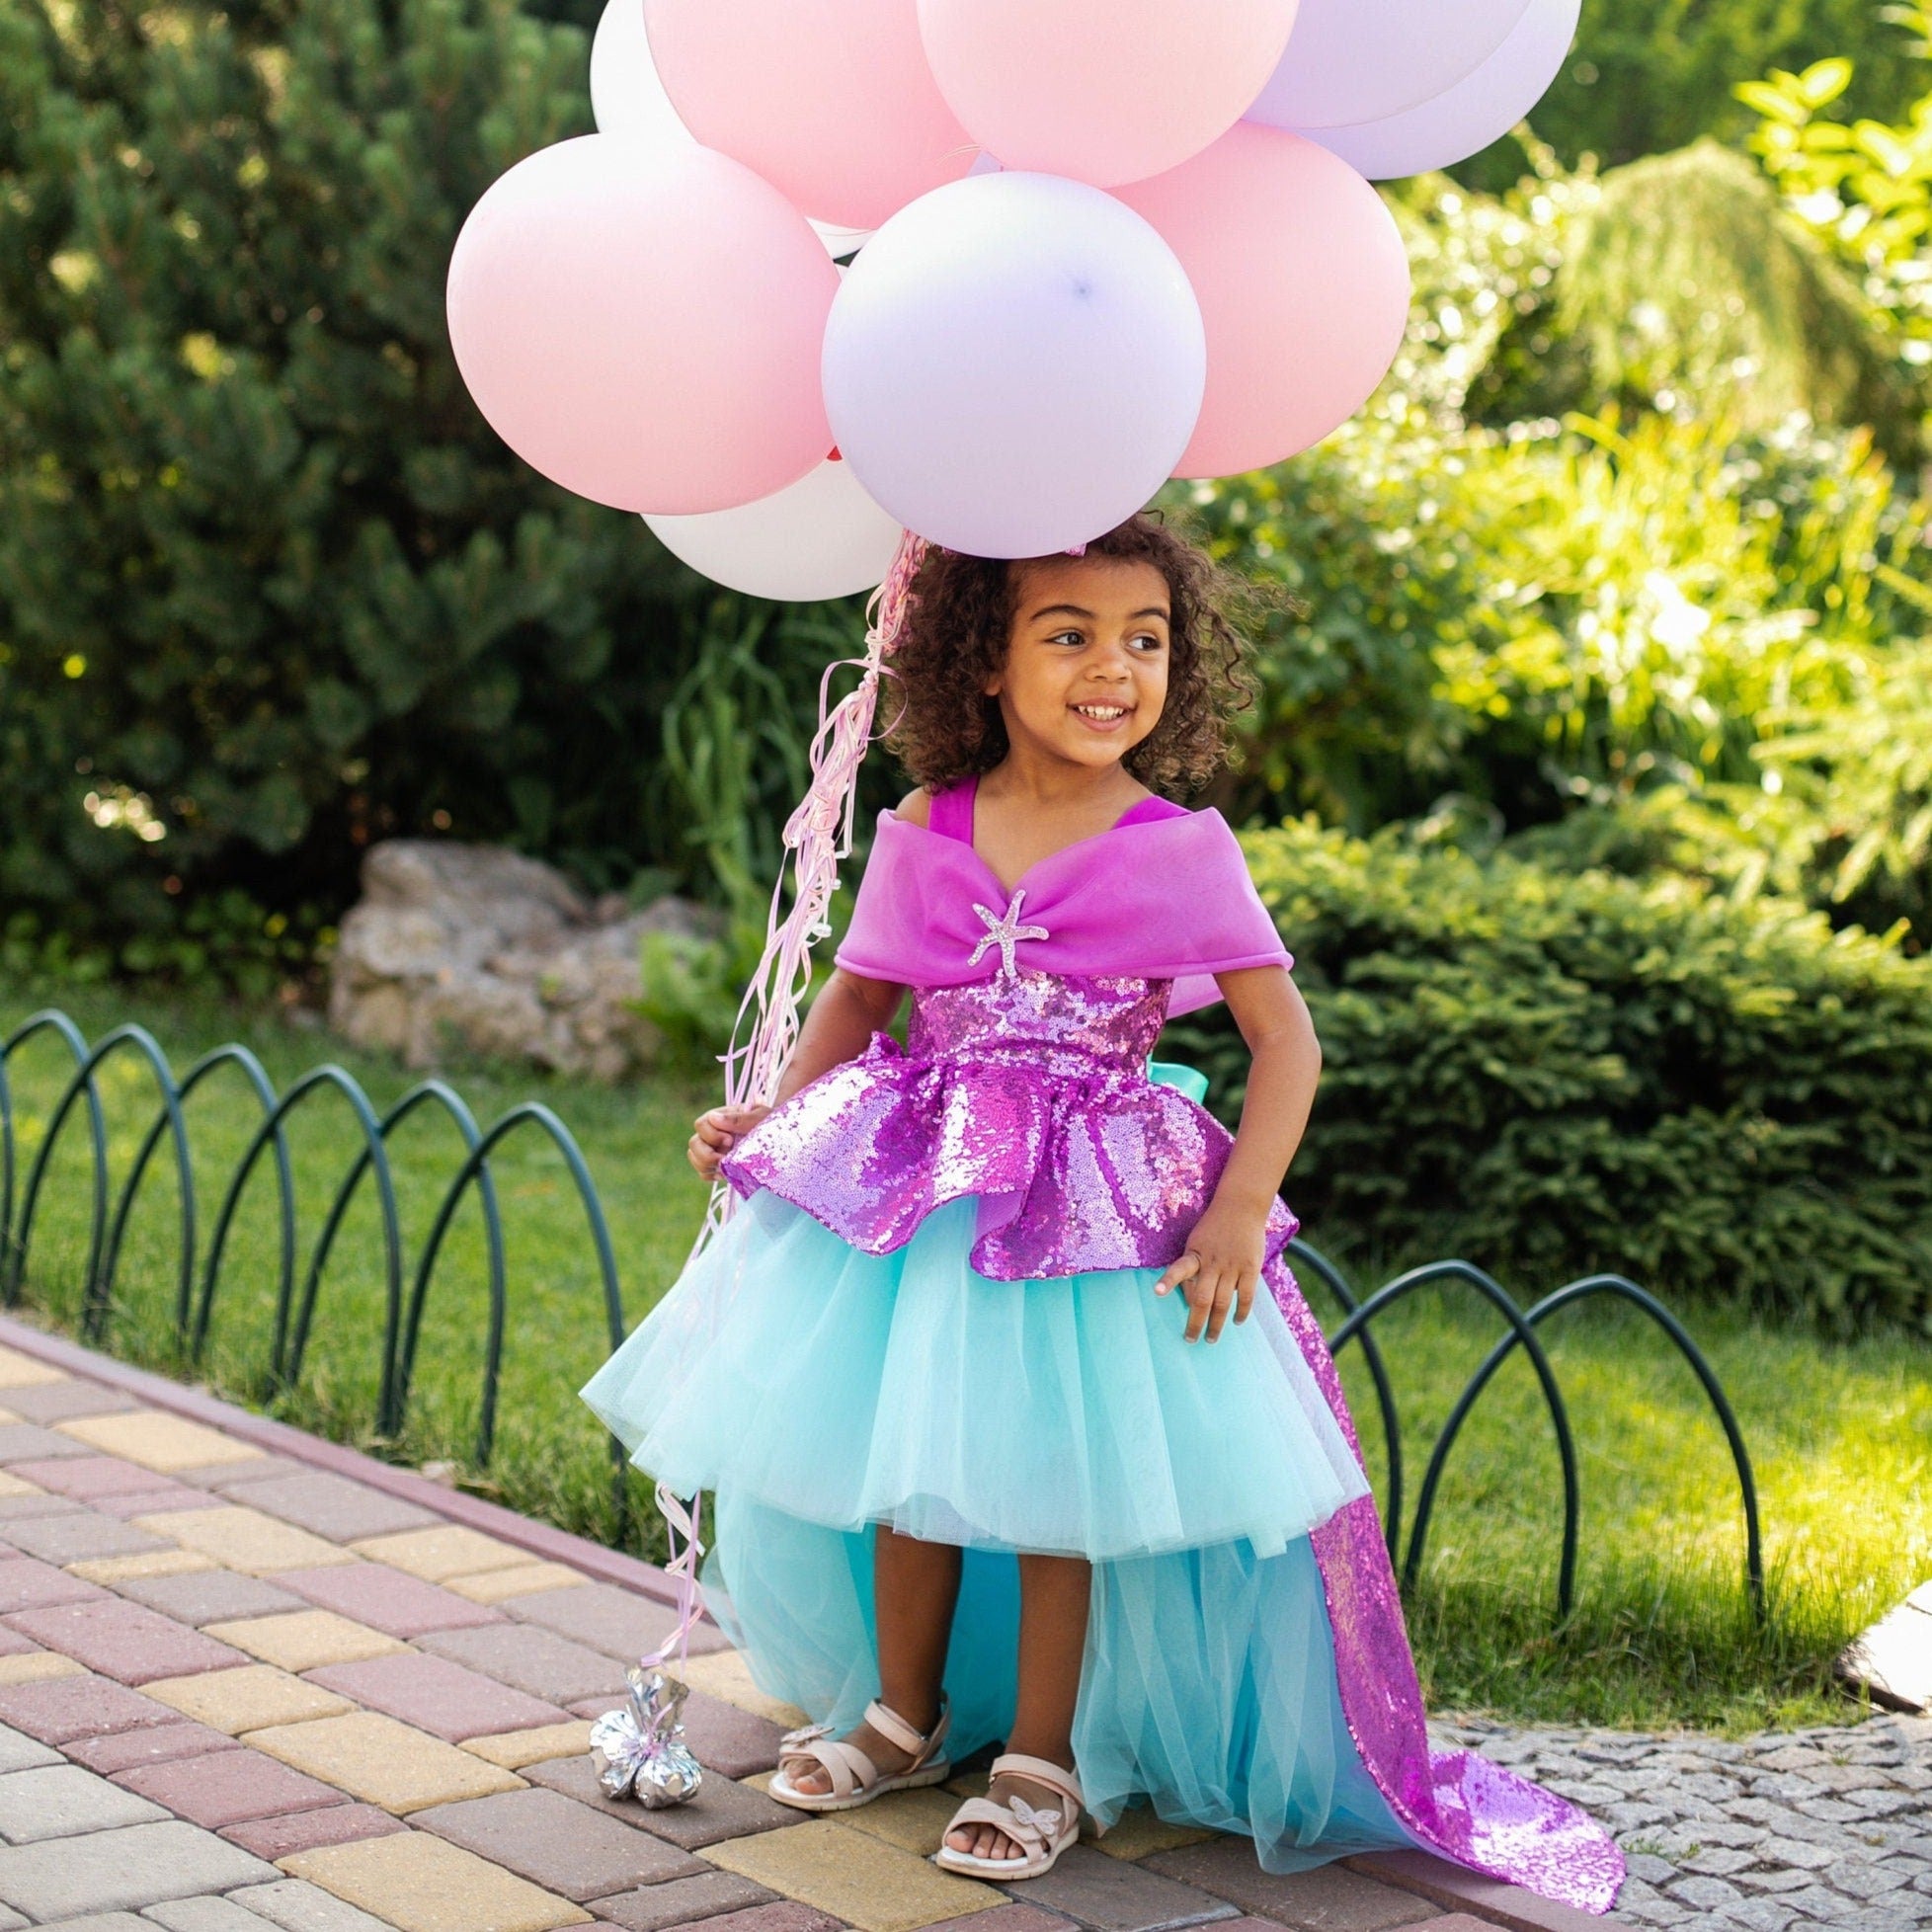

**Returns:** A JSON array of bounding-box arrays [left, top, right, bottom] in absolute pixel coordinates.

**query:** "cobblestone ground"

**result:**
[[1433, 1718, 1932, 1932]]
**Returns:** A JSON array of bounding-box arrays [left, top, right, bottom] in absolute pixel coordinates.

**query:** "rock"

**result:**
[[1840, 1589, 1932, 1716], [327, 840, 723, 1081]]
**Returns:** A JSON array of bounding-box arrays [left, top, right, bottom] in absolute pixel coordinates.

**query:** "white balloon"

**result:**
[[588, 0, 871, 257], [644, 456, 905, 601], [1297, 0, 1580, 179], [1248, 0, 1535, 130], [823, 172, 1206, 558]]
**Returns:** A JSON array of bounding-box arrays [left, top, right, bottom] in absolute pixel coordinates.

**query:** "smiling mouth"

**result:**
[[1071, 701, 1133, 722]]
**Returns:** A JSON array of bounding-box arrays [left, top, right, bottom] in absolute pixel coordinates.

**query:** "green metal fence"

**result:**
[[2, 1006, 1761, 1626]]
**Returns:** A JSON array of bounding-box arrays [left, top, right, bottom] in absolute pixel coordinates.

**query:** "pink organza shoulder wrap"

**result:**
[[833, 796, 1292, 1015]]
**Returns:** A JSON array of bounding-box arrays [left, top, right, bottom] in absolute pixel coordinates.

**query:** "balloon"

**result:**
[[643, 0, 975, 231], [644, 456, 905, 601], [1248, 0, 1534, 131], [447, 135, 839, 515], [823, 172, 1206, 558], [590, 0, 873, 257], [1116, 125, 1409, 479], [1297, 0, 1580, 180], [916, 0, 1299, 188]]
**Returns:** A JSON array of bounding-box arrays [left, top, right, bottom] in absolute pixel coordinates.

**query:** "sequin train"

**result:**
[[719, 963, 1625, 1916]]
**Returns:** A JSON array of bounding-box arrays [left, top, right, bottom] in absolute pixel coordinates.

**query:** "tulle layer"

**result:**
[[582, 1188, 1366, 1563], [696, 1490, 1415, 1871]]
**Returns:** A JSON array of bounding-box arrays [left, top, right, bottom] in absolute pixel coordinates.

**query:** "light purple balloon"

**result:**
[[1297, 0, 1580, 179], [822, 171, 1206, 559], [1249, 0, 1535, 130]]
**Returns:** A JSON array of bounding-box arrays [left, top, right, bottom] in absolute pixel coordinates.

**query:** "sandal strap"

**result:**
[[989, 1751, 1084, 1814], [863, 1690, 950, 1767], [780, 1734, 877, 1799], [943, 1793, 1060, 1852]]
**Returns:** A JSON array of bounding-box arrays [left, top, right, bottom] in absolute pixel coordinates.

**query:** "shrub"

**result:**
[[1163, 820, 1932, 1332]]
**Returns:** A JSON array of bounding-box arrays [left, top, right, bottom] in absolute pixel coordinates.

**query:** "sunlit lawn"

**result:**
[[4, 975, 1925, 1732]]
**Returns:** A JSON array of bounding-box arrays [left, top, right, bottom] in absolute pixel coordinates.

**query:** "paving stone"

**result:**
[[0, 1724, 59, 1774], [1078, 1804, 1215, 1862], [247, 1711, 527, 1813], [72, 1548, 220, 1584], [0, 1348, 65, 1390], [275, 1564, 505, 1638], [224, 1474, 438, 1546], [707, 1818, 1003, 1932], [998, 1844, 1244, 1931], [447, 1564, 588, 1606], [119, 1743, 352, 1830], [664, 1650, 804, 1729], [0, 1506, 171, 1565], [0, 1816, 276, 1917], [219, 1801, 410, 1862], [417, 1623, 622, 1707], [66, 1719, 247, 1775], [836, 1787, 984, 1860], [58, 1412, 267, 1473], [137, 1506, 357, 1577], [508, 1585, 729, 1663], [0, 1651, 80, 1687], [348, 1527, 530, 1584], [115, 1569, 307, 1629], [29, 1914, 152, 1932], [7, 1596, 246, 1685], [523, 1748, 805, 1852], [415, 1785, 707, 1899], [0, 1669, 181, 1744], [145, 1894, 273, 1932], [461, 1720, 595, 1770], [0, 1760, 169, 1841], [204, 1611, 406, 1673], [914, 1907, 1083, 1932], [230, 1876, 412, 1932], [1342, 1851, 1619, 1932], [282, 1829, 591, 1932], [0, 1491, 84, 1522], [98, 1484, 219, 1519], [144, 1663, 355, 1735], [0, 1380, 139, 1424], [652, 1909, 848, 1932], [0, 1631, 34, 1661], [586, 1871, 780, 1932], [179, 1454, 317, 1493], [306, 1650, 570, 1744], [0, 1553, 106, 1613], [0, 1421, 99, 1465], [1147, 1843, 1435, 1929]]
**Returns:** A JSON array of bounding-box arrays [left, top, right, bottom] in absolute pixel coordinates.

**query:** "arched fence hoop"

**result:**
[[1291, 1239, 1764, 1628], [1, 1009, 631, 1524], [5, 1008, 1761, 1611]]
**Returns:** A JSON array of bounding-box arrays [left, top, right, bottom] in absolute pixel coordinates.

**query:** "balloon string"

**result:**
[[641, 528, 926, 1664]]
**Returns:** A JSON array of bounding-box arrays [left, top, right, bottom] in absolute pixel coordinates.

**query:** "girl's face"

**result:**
[[983, 555, 1170, 772]]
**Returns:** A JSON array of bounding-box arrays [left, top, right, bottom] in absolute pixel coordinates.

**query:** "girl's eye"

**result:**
[[1049, 630, 1086, 647]]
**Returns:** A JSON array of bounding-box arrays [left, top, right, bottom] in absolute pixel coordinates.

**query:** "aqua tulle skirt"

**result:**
[[581, 1187, 1419, 1870]]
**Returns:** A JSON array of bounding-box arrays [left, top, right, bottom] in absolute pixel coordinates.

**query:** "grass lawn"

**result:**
[[4, 975, 1926, 1734]]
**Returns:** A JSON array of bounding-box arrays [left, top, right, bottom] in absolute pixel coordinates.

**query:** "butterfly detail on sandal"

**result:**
[[1006, 1794, 1062, 1837]]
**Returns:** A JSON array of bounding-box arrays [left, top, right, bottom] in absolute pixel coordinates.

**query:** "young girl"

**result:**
[[582, 515, 1622, 1908]]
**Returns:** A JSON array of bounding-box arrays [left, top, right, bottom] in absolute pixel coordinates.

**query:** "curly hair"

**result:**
[[879, 509, 1280, 799]]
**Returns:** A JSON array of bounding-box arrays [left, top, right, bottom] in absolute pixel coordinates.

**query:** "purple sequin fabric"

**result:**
[[721, 968, 1299, 1280], [721, 964, 1625, 1916]]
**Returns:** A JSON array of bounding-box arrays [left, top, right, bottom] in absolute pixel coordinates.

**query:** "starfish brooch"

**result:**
[[966, 888, 1049, 978]]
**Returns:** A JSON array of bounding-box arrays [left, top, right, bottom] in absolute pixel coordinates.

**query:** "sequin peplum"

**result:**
[[719, 967, 1298, 1281]]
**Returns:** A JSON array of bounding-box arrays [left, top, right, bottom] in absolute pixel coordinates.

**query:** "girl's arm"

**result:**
[[1155, 964, 1322, 1343], [689, 965, 904, 1176]]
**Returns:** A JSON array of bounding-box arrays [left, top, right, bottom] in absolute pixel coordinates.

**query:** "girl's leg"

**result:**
[[944, 1550, 1092, 1861], [783, 1524, 962, 1796]]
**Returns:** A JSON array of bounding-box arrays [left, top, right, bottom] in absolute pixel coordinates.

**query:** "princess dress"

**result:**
[[581, 773, 1624, 1913]]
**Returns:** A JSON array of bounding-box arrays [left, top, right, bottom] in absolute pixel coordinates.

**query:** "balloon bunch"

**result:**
[[447, 0, 1580, 597]]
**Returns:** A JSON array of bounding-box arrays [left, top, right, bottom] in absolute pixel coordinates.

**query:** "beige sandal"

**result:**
[[931, 1751, 1084, 1880], [767, 1691, 952, 1811]]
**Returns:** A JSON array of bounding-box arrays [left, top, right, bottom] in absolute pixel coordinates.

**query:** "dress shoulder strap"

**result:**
[[926, 771, 978, 845]]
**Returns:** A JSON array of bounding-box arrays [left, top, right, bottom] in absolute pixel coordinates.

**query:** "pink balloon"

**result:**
[[447, 135, 839, 516], [917, 0, 1300, 187], [1115, 123, 1409, 479], [644, 0, 975, 230]]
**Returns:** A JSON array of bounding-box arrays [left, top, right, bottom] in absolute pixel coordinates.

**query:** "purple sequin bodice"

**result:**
[[720, 965, 1299, 1281]]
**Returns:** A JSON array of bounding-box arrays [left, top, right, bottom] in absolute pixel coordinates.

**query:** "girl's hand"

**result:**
[[1155, 1198, 1267, 1343], [688, 1103, 772, 1180]]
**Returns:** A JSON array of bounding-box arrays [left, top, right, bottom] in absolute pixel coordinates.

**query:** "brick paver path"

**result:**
[[0, 1320, 1649, 1932]]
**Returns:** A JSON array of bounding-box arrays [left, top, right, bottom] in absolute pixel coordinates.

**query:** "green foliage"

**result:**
[[1164, 821, 1932, 1332]]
